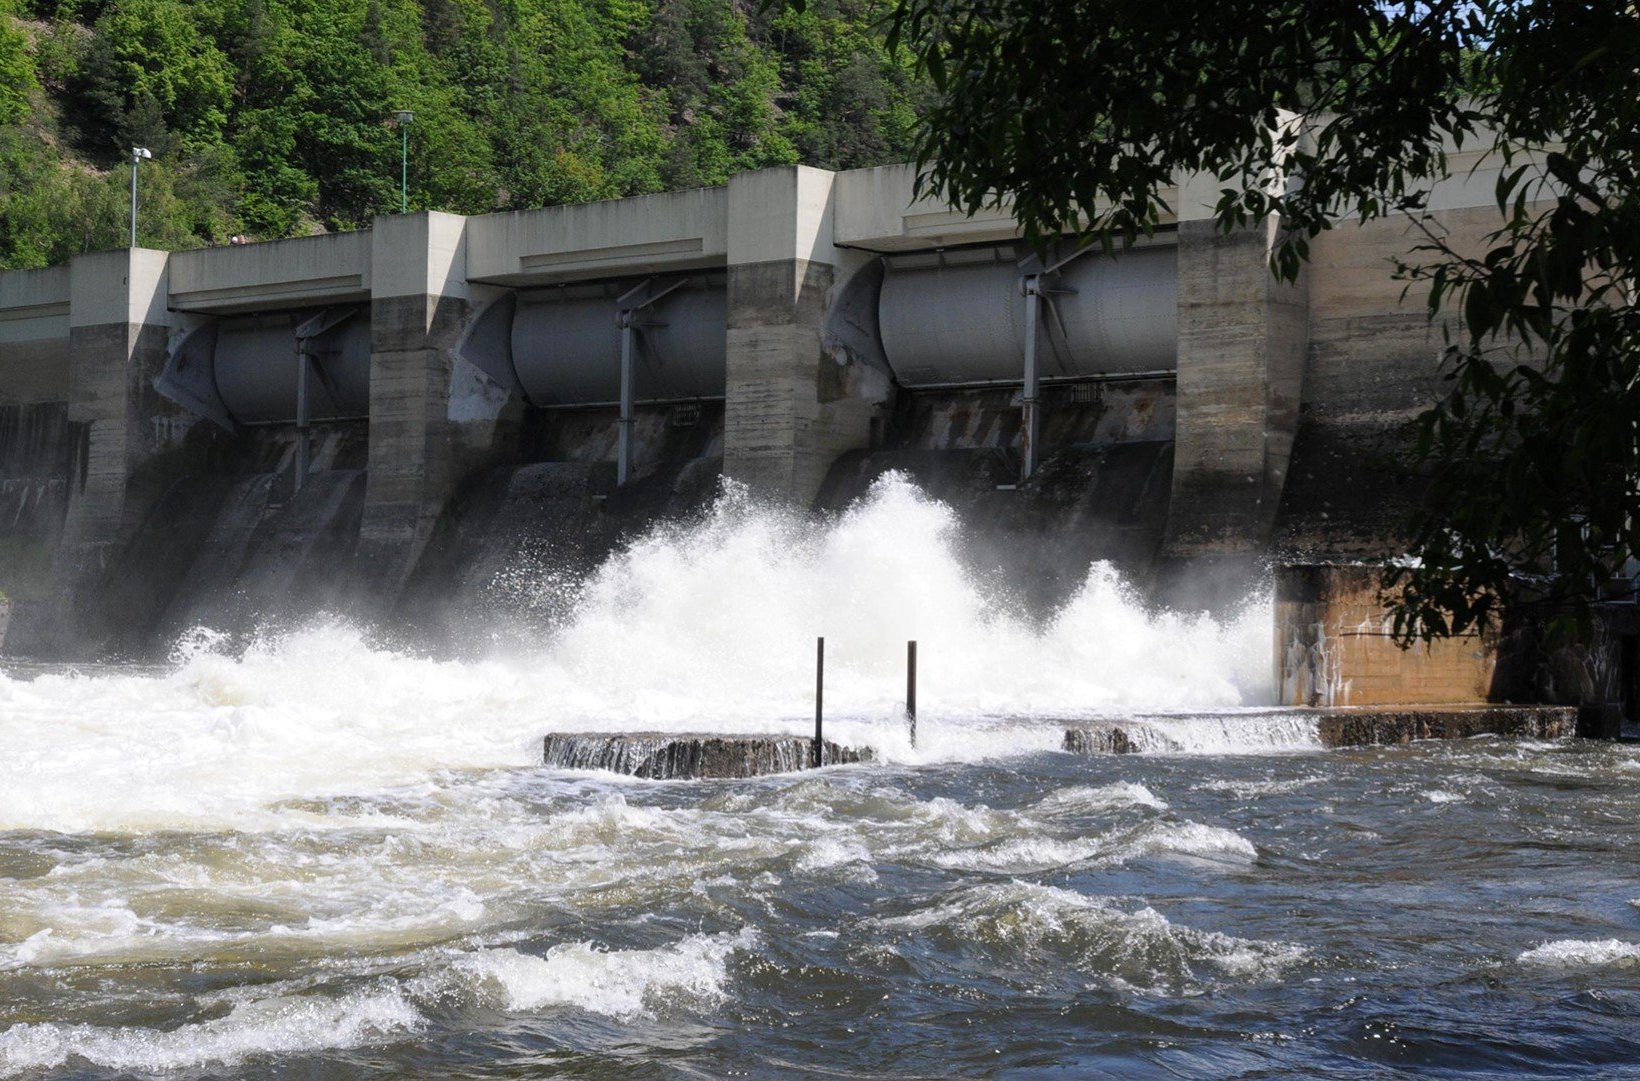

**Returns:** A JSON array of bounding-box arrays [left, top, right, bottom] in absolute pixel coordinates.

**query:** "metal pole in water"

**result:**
[[813, 636, 825, 768], [906, 639, 918, 749]]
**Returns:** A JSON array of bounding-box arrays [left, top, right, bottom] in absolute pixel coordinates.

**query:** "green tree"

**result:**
[[77, 0, 234, 152], [2, 0, 921, 263], [873, 0, 1640, 641], [0, 3, 37, 126]]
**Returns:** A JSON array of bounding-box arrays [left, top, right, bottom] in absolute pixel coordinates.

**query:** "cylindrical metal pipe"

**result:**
[[294, 340, 309, 492], [906, 640, 918, 749], [511, 284, 726, 406], [1021, 276, 1041, 483], [813, 636, 825, 768], [877, 245, 1177, 386], [618, 314, 635, 486]]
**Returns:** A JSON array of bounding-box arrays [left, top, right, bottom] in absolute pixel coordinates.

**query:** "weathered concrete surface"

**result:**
[[1064, 705, 1576, 754], [723, 167, 880, 505], [465, 186, 727, 286], [1276, 563, 1498, 707], [357, 213, 486, 604], [1165, 217, 1308, 556], [168, 231, 371, 314], [1273, 207, 1536, 558], [542, 732, 873, 779], [5, 249, 224, 657], [1311, 705, 1575, 746]]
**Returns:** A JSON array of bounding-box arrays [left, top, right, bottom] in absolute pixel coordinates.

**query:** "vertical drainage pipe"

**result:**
[[1020, 275, 1042, 484], [293, 336, 309, 493], [617, 311, 635, 486], [612, 277, 689, 487]]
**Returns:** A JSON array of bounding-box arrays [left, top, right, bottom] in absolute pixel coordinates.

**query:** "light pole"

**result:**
[[392, 110, 414, 213], [129, 147, 152, 248]]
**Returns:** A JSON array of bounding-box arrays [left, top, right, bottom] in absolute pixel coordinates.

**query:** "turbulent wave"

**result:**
[[1517, 939, 1640, 969], [0, 473, 1272, 833], [0, 927, 760, 1076], [872, 881, 1304, 993], [452, 929, 758, 1017], [0, 987, 424, 1075]]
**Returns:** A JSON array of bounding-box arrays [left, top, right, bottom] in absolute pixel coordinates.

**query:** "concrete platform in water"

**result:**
[[1063, 705, 1578, 755], [543, 706, 1576, 779], [542, 732, 874, 780]]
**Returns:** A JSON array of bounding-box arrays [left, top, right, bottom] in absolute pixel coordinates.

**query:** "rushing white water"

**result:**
[[0, 474, 1272, 833]]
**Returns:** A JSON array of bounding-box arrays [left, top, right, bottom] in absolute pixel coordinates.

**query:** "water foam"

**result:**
[[1517, 939, 1640, 969], [0, 987, 423, 1075], [452, 929, 757, 1017]]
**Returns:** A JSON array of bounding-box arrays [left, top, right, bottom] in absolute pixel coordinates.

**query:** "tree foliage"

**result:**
[[879, 0, 1640, 641], [0, 0, 915, 263]]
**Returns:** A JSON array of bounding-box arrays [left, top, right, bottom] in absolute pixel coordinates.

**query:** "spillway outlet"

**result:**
[[541, 733, 875, 779]]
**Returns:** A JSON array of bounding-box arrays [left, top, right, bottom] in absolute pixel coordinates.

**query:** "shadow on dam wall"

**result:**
[[66, 425, 371, 657], [393, 456, 723, 653], [10, 378, 1199, 659]]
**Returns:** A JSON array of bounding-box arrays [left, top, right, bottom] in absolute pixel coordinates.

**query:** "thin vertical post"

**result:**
[[617, 314, 635, 485], [1020, 275, 1041, 484], [813, 636, 825, 768], [294, 339, 309, 493], [906, 639, 918, 748], [129, 158, 138, 248], [400, 124, 409, 214]]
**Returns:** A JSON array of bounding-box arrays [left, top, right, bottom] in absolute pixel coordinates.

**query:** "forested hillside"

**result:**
[[0, 0, 919, 269]]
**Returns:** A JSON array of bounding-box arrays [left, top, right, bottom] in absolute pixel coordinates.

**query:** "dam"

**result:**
[[0, 158, 1557, 713]]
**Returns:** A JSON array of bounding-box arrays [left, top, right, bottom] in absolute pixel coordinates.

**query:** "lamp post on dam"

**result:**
[[128, 146, 151, 248], [393, 110, 414, 213]]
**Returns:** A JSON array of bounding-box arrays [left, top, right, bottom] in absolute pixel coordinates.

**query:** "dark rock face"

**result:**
[[542, 733, 873, 779], [1063, 706, 1577, 755], [1312, 706, 1576, 747], [1063, 725, 1136, 755]]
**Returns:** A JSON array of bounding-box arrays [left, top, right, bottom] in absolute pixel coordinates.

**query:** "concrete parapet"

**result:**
[[168, 232, 371, 314], [465, 186, 727, 286], [1275, 563, 1498, 707]]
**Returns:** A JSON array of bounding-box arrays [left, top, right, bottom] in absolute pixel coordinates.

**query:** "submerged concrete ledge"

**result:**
[[1064, 705, 1578, 755], [542, 732, 874, 779]]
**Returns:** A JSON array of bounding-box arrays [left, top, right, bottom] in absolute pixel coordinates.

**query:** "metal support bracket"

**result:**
[[614, 277, 689, 486], [1017, 246, 1086, 485], [291, 307, 358, 493]]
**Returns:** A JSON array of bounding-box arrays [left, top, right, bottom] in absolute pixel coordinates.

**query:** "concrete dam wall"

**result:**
[[0, 160, 1515, 660]]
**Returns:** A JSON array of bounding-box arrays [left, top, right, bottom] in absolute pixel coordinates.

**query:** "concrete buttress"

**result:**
[[1165, 217, 1309, 556], [723, 167, 875, 504], [358, 212, 473, 603]]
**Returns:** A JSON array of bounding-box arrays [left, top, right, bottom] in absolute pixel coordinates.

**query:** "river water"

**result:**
[[3, 477, 1639, 1078]]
